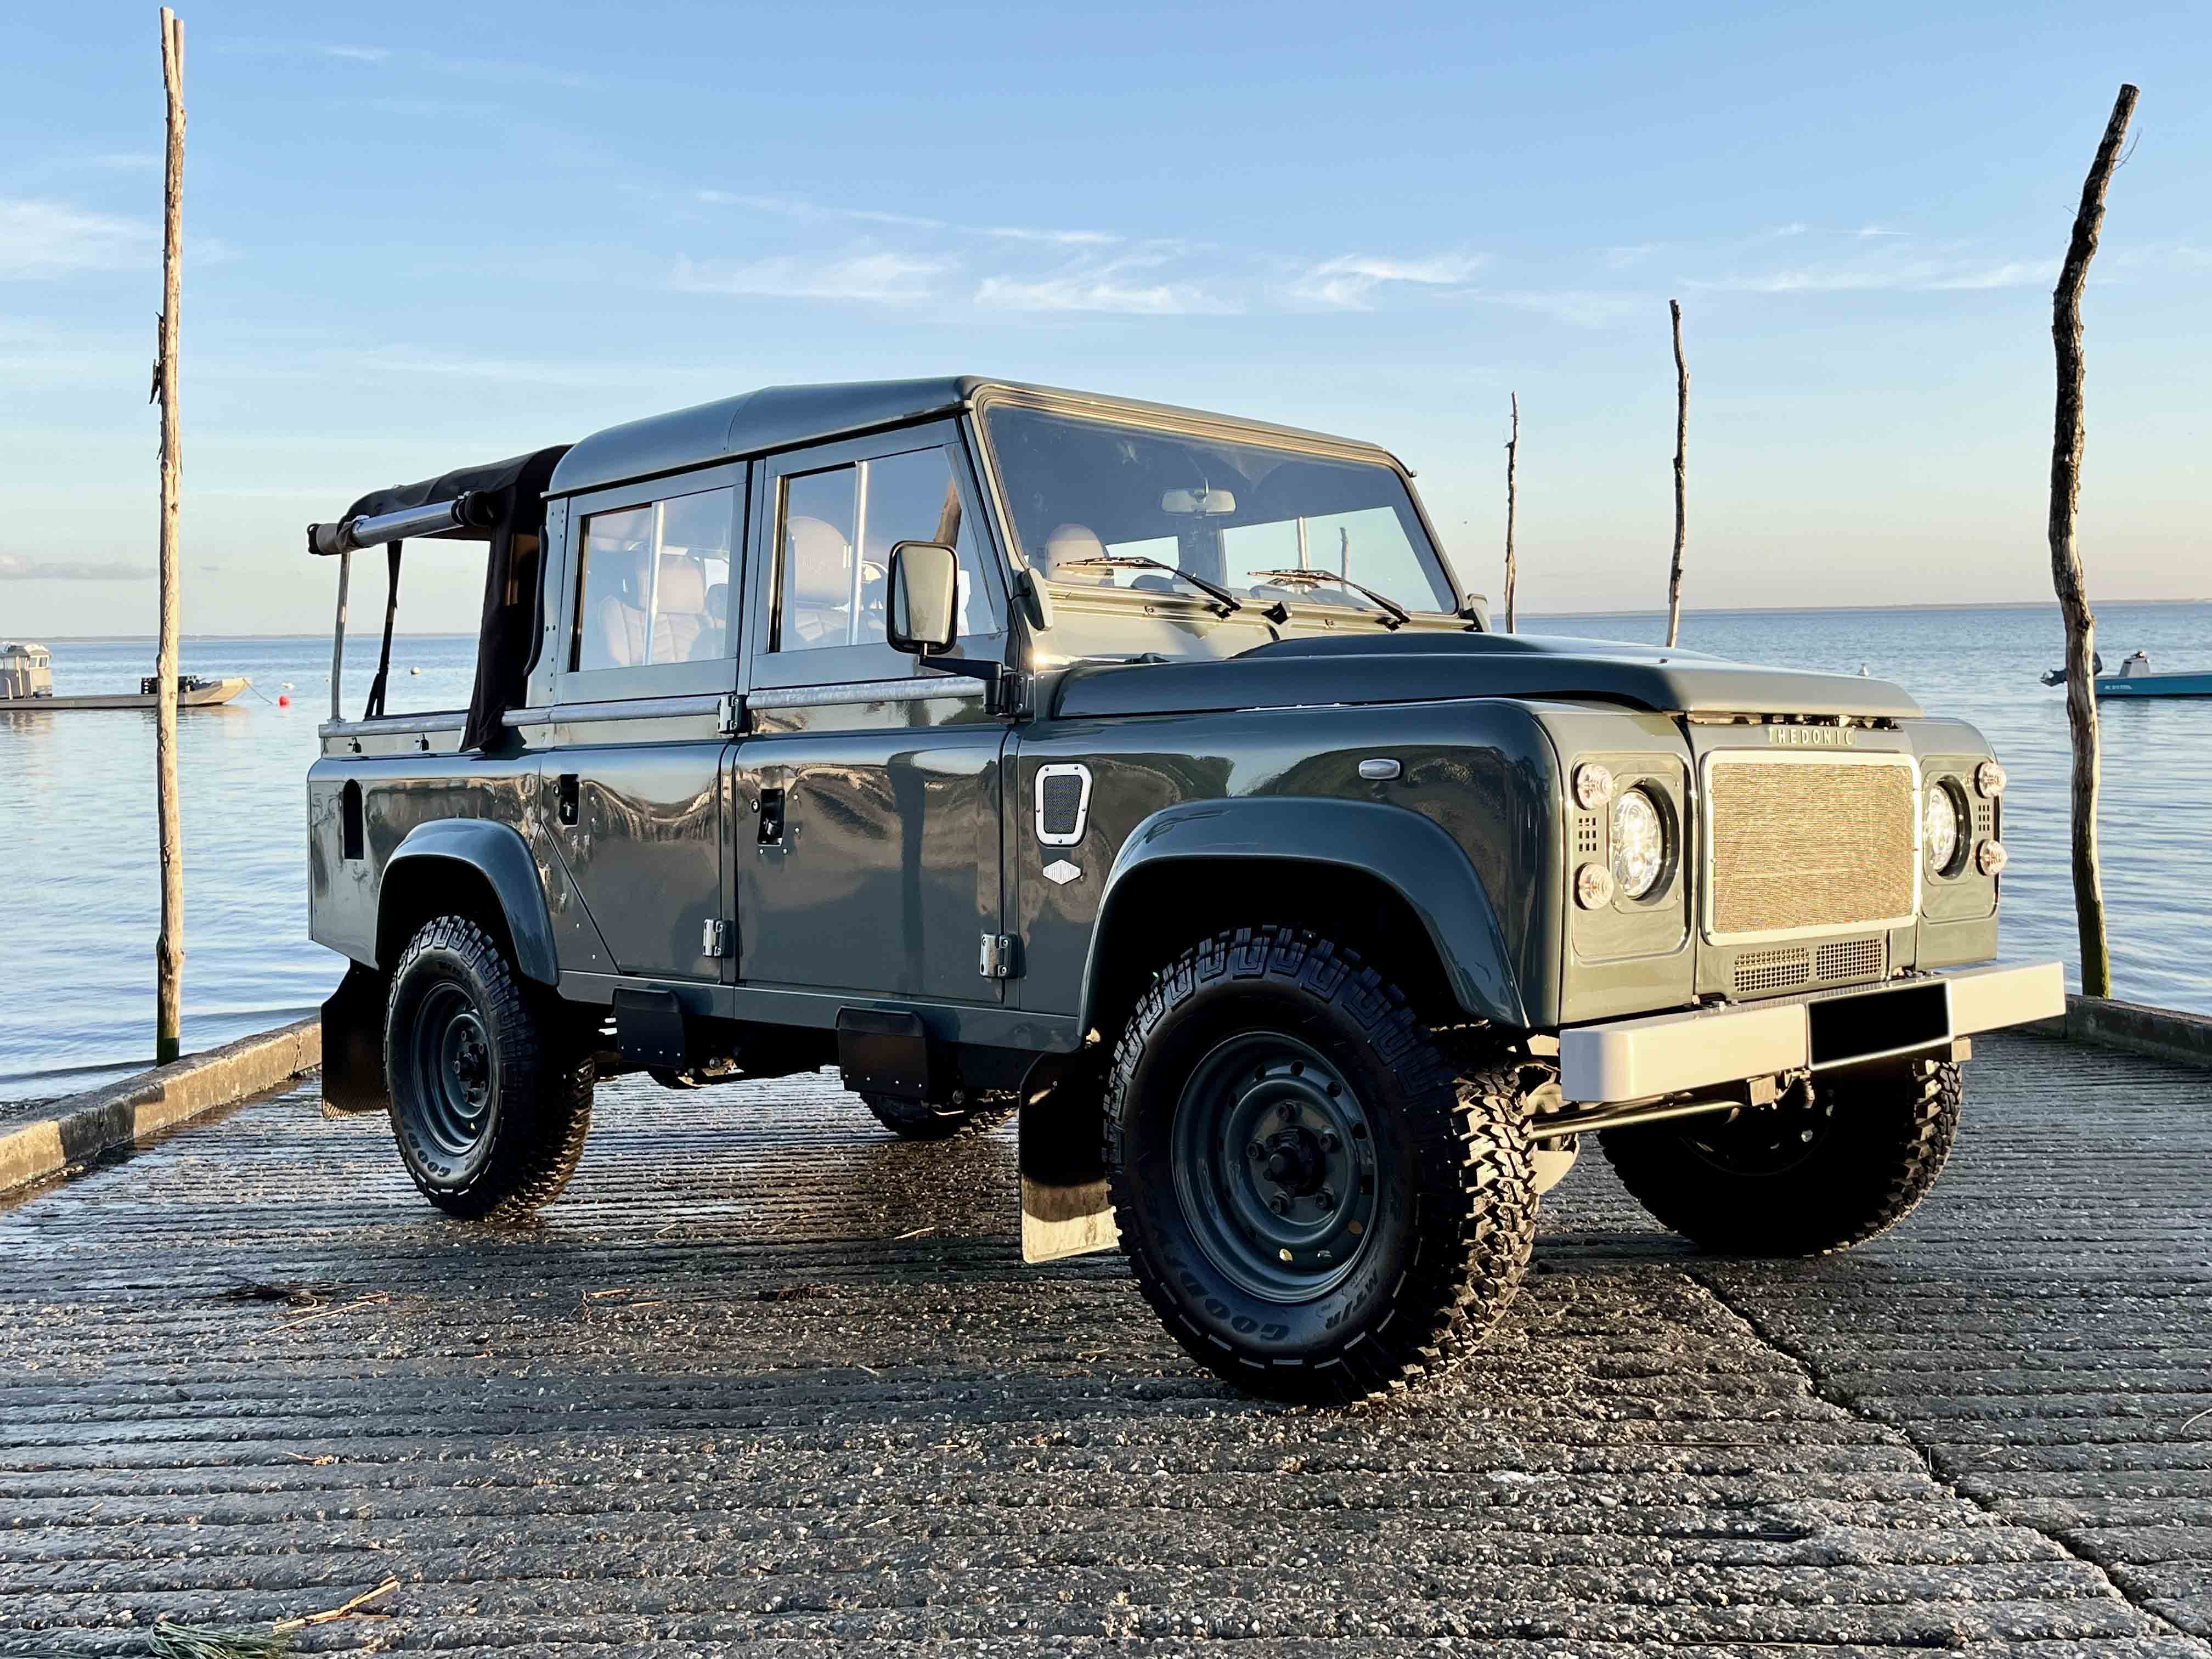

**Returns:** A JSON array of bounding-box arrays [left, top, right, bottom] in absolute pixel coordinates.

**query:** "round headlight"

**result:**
[[1925, 780, 1968, 874], [1610, 786, 1669, 900]]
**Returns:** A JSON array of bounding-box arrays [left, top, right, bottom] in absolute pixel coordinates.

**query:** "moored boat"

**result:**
[[2094, 651, 2212, 699], [0, 642, 250, 710]]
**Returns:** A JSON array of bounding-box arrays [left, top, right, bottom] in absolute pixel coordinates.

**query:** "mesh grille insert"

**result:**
[[1815, 937, 1886, 984], [1708, 757, 1916, 937], [1039, 773, 1086, 839], [1735, 947, 1812, 995]]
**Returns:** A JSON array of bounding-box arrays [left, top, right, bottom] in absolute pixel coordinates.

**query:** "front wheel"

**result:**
[[1600, 1058, 1962, 1255], [1104, 927, 1537, 1404], [384, 917, 594, 1222]]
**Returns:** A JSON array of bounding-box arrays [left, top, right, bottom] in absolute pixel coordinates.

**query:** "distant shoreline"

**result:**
[[30, 595, 2209, 643]]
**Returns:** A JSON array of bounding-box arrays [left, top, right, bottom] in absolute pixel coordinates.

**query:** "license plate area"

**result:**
[[1807, 981, 1949, 1069]]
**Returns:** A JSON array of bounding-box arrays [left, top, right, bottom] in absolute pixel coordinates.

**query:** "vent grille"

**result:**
[[1815, 937, 1886, 984], [1034, 764, 1092, 847], [1736, 947, 1812, 995], [1708, 757, 1917, 939], [1573, 811, 1601, 857]]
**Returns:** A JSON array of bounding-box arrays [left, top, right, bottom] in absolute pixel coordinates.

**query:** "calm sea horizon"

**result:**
[[5, 601, 2207, 1102]]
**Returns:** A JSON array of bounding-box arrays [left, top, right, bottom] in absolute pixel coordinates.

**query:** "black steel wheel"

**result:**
[[1105, 926, 1538, 1404], [857, 1091, 1016, 1142], [1601, 1059, 1963, 1255], [384, 916, 594, 1222]]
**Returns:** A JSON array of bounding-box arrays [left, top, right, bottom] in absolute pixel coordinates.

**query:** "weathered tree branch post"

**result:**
[[1502, 392, 1520, 631], [2048, 83, 2137, 1001], [1665, 299, 1688, 646], [154, 6, 186, 1064]]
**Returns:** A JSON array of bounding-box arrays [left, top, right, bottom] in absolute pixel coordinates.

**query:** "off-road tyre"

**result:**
[[384, 916, 595, 1223], [1104, 926, 1538, 1404], [859, 1091, 1017, 1142], [1600, 1059, 1962, 1256]]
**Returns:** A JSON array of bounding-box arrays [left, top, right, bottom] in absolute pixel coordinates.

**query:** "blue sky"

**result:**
[[1, 1, 2204, 635]]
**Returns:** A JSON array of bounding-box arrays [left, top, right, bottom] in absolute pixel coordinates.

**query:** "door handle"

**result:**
[[557, 774, 579, 826], [757, 786, 785, 845]]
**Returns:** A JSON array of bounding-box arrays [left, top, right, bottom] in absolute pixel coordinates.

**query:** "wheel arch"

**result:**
[[1075, 798, 1528, 1046], [378, 820, 560, 985]]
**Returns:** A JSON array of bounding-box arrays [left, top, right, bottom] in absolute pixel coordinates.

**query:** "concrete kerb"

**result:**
[[2026, 992, 2212, 1070], [0, 1018, 321, 1197]]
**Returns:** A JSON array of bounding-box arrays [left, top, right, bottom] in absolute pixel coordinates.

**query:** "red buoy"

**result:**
[[277, 693, 290, 707]]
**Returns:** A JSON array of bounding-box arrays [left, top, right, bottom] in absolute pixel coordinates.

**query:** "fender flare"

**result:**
[[1077, 797, 1528, 1030], [381, 819, 560, 985]]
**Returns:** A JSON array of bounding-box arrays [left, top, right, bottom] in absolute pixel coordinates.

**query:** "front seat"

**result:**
[[783, 515, 853, 646]]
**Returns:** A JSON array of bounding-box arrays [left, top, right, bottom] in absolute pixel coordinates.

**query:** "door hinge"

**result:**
[[702, 919, 731, 958], [979, 933, 1021, 980], [718, 691, 743, 734]]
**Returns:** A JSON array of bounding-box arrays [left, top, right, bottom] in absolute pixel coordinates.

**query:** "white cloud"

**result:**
[[1694, 256, 2053, 294], [0, 199, 155, 279], [974, 250, 1237, 316], [0, 551, 141, 581], [697, 190, 1118, 250], [1288, 251, 1486, 310], [318, 44, 394, 63], [671, 251, 954, 304], [1475, 289, 1652, 329]]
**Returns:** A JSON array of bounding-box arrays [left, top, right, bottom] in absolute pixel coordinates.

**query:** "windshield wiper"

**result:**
[[1055, 555, 1245, 618], [1246, 569, 1410, 630]]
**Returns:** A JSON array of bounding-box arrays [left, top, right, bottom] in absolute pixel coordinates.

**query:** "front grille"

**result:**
[[1706, 754, 1917, 940], [1815, 936, 1886, 983]]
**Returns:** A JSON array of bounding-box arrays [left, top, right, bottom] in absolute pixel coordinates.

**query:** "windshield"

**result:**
[[981, 405, 1460, 622]]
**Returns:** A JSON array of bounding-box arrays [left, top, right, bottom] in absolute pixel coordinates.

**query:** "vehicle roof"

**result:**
[[546, 376, 1403, 499]]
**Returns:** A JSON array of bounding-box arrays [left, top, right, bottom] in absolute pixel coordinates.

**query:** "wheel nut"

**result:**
[[1317, 1188, 1338, 1211], [1319, 1130, 1341, 1153], [1279, 1102, 1299, 1124], [1268, 1193, 1291, 1216], [1248, 1142, 1265, 1160]]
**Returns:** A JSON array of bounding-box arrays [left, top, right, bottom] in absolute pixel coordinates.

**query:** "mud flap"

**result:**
[[319, 963, 392, 1114], [1017, 1047, 1120, 1263], [1022, 1176, 1120, 1264]]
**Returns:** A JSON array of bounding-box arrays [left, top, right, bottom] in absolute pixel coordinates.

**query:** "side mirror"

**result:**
[[885, 540, 960, 657]]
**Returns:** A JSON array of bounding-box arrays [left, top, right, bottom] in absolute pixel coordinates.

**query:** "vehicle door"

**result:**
[[732, 424, 1011, 1004], [538, 464, 744, 986]]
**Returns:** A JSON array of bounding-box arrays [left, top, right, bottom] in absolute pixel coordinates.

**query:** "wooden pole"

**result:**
[[1502, 392, 1520, 631], [1665, 298, 1688, 647], [2048, 83, 2136, 1001], [154, 7, 185, 1064]]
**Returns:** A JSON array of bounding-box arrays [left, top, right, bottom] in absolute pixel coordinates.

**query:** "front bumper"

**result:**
[[1559, 962, 2064, 1104]]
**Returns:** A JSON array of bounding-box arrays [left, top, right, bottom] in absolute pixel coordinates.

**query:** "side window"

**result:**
[[572, 485, 735, 672], [774, 447, 995, 652]]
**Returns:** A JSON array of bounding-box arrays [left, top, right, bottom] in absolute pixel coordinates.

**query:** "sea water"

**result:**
[[3, 604, 2207, 1101]]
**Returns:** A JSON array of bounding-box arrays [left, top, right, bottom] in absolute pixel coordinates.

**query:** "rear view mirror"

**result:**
[[1161, 485, 1236, 516], [886, 540, 960, 656]]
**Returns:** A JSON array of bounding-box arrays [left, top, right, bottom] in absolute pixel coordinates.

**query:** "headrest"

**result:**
[[1043, 522, 1117, 585], [786, 515, 851, 605], [654, 554, 707, 614]]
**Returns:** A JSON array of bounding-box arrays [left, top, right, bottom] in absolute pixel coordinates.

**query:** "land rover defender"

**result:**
[[306, 377, 2062, 1402]]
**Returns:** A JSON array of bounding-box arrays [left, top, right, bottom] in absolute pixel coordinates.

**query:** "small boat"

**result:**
[[2096, 652, 2212, 699], [0, 641, 250, 710]]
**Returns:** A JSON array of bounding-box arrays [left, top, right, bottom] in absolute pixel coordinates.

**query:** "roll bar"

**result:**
[[306, 490, 499, 558]]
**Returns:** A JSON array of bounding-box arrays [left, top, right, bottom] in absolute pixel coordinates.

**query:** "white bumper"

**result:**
[[1559, 962, 2065, 1104]]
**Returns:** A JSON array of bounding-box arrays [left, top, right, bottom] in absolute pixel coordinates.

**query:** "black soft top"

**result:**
[[345, 445, 569, 531], [341, 444, 570, 749]]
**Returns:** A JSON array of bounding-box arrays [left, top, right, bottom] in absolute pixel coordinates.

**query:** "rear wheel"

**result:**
[[384, 917, 594, 1222], [857, 1091, 1016, 1142], [1104, 926, 1537, 1403], [1601, 1059, 1962, 1255]]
